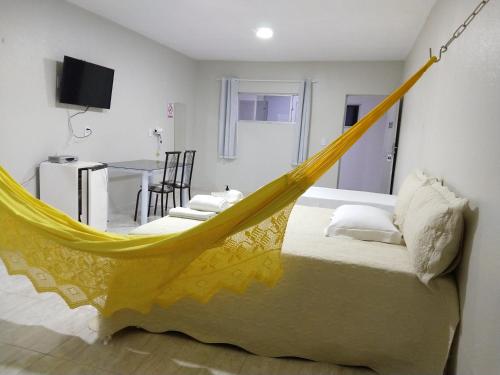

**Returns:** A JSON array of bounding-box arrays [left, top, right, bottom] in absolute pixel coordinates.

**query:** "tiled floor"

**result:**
[[0, 211, 375, 375], [107, 212, 142, 234]]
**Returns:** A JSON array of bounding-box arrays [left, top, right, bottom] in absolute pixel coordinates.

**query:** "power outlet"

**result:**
[[153, 127, 164, 144]]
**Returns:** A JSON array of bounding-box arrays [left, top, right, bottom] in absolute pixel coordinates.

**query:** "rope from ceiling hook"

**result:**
[[429, 0, 490, 62]]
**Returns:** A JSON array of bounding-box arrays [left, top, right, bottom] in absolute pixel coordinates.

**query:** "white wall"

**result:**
[[191, 61, 403, 194], [0, 0, 196, 213], [394, 0, 500, 374]]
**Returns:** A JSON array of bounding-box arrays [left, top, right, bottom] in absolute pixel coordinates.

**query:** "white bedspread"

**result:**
[[130, 215, 200, 235], [99, 205, 459, 375]]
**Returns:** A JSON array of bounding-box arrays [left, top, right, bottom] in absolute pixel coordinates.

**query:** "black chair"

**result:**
[[134, 151, 181, 221], [172, 150, 196, 207]]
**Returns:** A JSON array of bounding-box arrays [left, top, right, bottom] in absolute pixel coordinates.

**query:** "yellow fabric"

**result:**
[[0, 58, 436, 316]]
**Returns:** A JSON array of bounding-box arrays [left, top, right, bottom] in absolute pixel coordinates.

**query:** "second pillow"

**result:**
[[325, 205, 402, 244]]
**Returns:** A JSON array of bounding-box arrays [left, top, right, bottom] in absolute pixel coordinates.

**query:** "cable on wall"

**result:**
[[68, 106, 92, 139], [21, 173, 37, 186]]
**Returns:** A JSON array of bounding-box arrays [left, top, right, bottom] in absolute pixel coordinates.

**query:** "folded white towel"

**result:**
[[211, 189, 244, 204], [188, 194, 230, 213], [168, 207, 216, 221]]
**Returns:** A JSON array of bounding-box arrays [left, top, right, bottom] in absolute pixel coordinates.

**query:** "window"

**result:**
[[344, 105, 359, 127], [238, 93, 299, 123]]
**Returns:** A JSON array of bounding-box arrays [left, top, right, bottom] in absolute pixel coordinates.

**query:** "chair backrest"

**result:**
[[160, 151, 181, 190], [180, 150, 196, 187]]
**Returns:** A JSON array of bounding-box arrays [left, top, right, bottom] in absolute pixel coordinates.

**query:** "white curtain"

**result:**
[[218, 78, 239, 159], [293, 79, 313, 165]]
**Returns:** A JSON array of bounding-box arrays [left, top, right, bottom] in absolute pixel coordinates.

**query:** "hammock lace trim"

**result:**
[[0, 203, 293, 316]]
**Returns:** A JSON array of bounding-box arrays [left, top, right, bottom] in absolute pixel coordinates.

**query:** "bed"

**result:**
[[95, 204, 459, 375]]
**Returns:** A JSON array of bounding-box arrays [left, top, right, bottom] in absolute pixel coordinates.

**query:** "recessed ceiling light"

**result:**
[[256, 27, 273, 40]]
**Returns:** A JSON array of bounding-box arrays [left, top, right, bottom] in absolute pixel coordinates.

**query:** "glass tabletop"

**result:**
[[106, 159, 166, 171]]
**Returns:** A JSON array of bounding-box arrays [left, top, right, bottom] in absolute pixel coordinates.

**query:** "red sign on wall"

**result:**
[[167, 103, 174, 118]]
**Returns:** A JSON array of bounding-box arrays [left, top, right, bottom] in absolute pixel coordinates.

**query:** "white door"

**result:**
[[337, 95, 400, 194]]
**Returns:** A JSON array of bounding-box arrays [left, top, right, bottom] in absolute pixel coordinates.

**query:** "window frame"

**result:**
[[237, 92, 300, 125]]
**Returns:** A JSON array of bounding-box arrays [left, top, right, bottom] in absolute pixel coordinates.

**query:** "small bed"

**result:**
[[96, 204, 459, 375]]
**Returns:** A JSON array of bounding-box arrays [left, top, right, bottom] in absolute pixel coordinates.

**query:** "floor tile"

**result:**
[[0, 343, 44, 375], [19, 355, 116, 375], [49, 329, 155, 375], [131, 333, 247, 375], [239, 353, 374, 375]]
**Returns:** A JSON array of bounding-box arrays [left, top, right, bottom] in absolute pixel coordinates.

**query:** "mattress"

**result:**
[[130, 215, 201, 235], [99, 205, 459, 375], [297, 186, 397, 212]]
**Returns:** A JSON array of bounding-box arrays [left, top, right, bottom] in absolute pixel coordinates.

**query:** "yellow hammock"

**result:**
[[0, 57, 436, 316]]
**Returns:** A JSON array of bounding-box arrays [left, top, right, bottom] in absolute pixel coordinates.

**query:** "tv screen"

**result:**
[[59, 56, 114, 109]]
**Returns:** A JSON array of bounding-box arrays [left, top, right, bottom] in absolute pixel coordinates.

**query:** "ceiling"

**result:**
[[66, 0, 436, 61]]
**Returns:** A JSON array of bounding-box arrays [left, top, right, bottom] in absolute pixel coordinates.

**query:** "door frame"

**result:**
[[389, 97, 404, 194]]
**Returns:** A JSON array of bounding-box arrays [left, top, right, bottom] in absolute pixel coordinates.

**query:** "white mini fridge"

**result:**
[[39, 161, 108, 231]]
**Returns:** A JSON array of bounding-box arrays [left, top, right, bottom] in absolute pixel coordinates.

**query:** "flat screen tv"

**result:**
[[59, 56, 114, 109]]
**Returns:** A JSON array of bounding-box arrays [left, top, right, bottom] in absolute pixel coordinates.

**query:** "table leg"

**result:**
[[140, 171, 150, 225], [181, 189, 189, 207]]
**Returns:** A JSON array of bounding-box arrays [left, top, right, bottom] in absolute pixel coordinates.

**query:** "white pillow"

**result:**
[[325, 205, 402, 244], [403, 182, 467, 284], [394, 170, 435, 230]]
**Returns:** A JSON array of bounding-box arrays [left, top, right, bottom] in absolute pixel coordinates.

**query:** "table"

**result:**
[[106, 159, 182, 225]]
